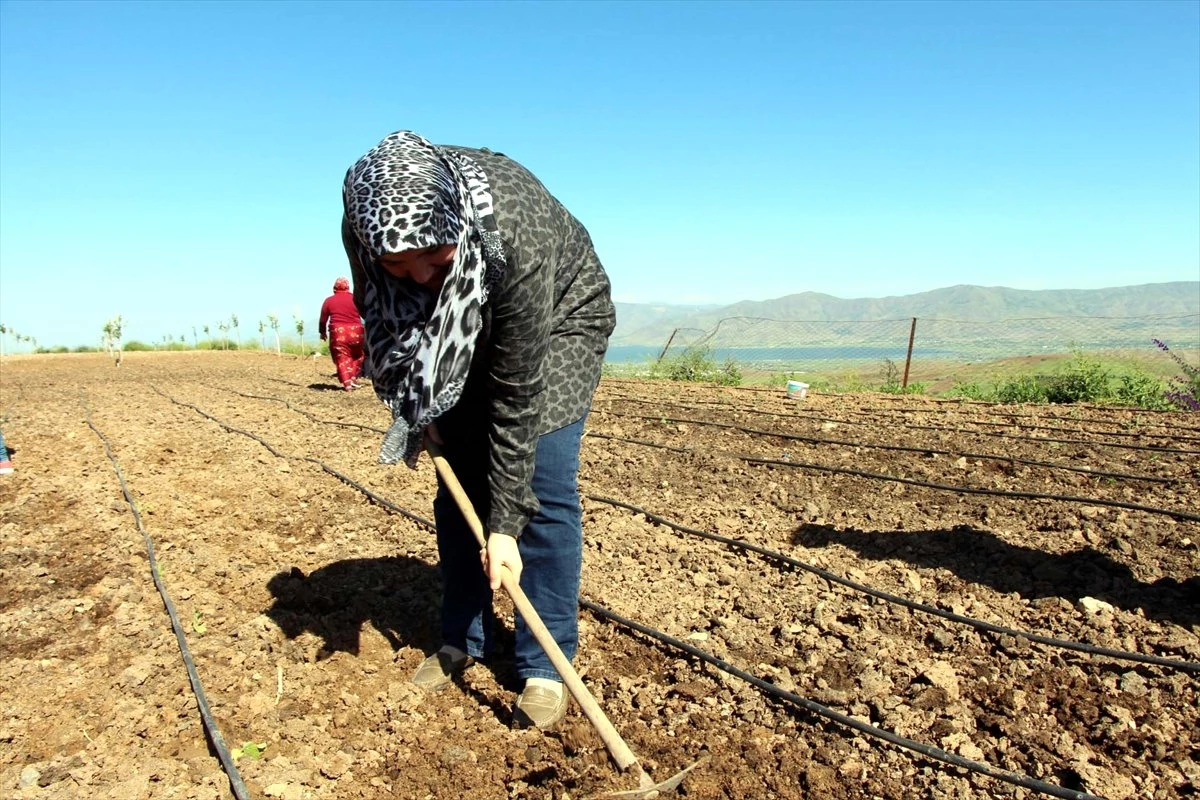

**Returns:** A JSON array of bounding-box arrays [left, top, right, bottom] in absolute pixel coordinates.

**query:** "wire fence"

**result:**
[[611, 313, 1200, 387]]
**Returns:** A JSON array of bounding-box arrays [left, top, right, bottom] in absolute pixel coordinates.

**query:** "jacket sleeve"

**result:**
[[341, 215, 369, 313], [484, 246, 553, 538], [318, 299, 331, 337]]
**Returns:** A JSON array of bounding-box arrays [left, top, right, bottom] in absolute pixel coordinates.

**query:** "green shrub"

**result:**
[[716, 357, 742, 386], [651, 346, 742, 385], [994, 375, 1046, 404], [946, 381, 990, 401], [874, 359, 925, 394], [1114, 373, 1172, 410], [123, 341, 153, 352], [1040, 352, 1110, 403]]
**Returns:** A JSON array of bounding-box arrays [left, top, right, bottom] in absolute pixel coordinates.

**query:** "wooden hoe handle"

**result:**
[[425, 441, 642, 774]]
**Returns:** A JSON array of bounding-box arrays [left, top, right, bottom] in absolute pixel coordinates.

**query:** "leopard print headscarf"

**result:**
[[343, 131, 506, 466]]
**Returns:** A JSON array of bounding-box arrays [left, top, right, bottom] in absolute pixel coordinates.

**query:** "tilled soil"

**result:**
[[1, 352, 1197, 800]]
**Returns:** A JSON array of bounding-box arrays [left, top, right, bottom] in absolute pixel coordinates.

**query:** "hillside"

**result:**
[[612, 282, 1200, 346]]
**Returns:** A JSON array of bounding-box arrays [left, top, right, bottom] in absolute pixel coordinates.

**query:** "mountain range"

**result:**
[[611, 281, 1200, 347]]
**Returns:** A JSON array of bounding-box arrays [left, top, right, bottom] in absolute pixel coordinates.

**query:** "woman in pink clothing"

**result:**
[[319, 277, 366, 391]]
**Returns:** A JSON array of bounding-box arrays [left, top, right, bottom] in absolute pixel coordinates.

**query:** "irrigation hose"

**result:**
[[215, 385, 387, 434], [195, 384, 1197, 669], [896, 413, 1200, 444], [598, 393, 1200, 448], [579, 599, 1103, 800], [160, 391, 1178, 799], [585, 494, 1200, 674], [909, 422, 1200, 456], [598, 408, 1174, 484], [152, 388, 431, 530], [586, 431, 1200, 523], [82, 395, 250, 800]]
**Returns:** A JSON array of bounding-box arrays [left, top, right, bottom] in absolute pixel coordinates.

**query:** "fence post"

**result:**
[[901, 317, 917, 390], [656, 328, 680, 363]]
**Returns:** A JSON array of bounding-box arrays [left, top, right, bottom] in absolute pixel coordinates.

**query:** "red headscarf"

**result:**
[[333, 276, 350, 292]]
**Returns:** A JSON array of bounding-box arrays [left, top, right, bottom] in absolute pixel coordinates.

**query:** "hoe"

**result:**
[[427, 442, 705, 799]]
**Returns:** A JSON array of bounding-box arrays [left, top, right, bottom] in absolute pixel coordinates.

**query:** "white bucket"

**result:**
[[786, 380, 809, 400]]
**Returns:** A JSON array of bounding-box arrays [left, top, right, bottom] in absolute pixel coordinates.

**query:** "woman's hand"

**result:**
[[482, 533, 522, 591], [424, 422, 443, 446]]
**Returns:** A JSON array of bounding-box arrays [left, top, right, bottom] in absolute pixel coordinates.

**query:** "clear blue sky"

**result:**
[[1, 0, 1197, 349]]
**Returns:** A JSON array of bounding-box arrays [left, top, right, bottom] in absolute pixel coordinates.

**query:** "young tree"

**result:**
[[0, 323, 6, 358], [192, 326, 198, 348], [0, 325, 20, 356], [230, 314, 241, 349], [217, 321, 230, 350], [267, 313, 281, 356], [293, 307, 305, 354], [102, 315, 124, 366], [258, 320, 266, 350]]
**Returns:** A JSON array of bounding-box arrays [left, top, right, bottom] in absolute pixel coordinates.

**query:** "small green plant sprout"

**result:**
[[191, 610, 207, 635], [267, 314, 281, 355], [101, 315, 124, 367], [230, 314, 241, 348], [293, 307, 305, 353], [231, 741, 267, 762]]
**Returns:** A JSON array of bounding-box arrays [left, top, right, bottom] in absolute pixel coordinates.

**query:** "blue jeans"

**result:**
[[433, 415, 585, 682]]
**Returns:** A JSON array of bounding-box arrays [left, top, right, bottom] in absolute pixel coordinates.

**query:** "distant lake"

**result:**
[[605, 345, 963, 365]]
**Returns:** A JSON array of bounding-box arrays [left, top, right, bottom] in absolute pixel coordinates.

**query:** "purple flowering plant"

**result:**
[[1153, 338, 1200, 411]]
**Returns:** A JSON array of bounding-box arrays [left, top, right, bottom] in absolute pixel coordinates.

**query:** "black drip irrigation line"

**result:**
[[579, 599, 1103, 800], [166, 391, 1106, 800], [597, 393, 867, 427], [598, 393, 1200, 450], [830, 404, 1200, 442], [909, 422, 1200, 456], [586, 431, 1200, 524], [213, 384, 387, 434], [586, 494, 1200, 674], [879, 412, 1200, 443], [150, 387, 433, 530], [601, 409, 1174, 485], [81, 395, 250, 800]]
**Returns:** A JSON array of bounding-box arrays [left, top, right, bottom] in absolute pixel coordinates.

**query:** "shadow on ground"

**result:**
[[793, 523, 1200, 629], [264, 556, 523, 699], [265, 556, 443, 657]]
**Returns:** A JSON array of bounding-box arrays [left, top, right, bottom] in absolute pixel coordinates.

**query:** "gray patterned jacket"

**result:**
[[342, 146, 615, 536]]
